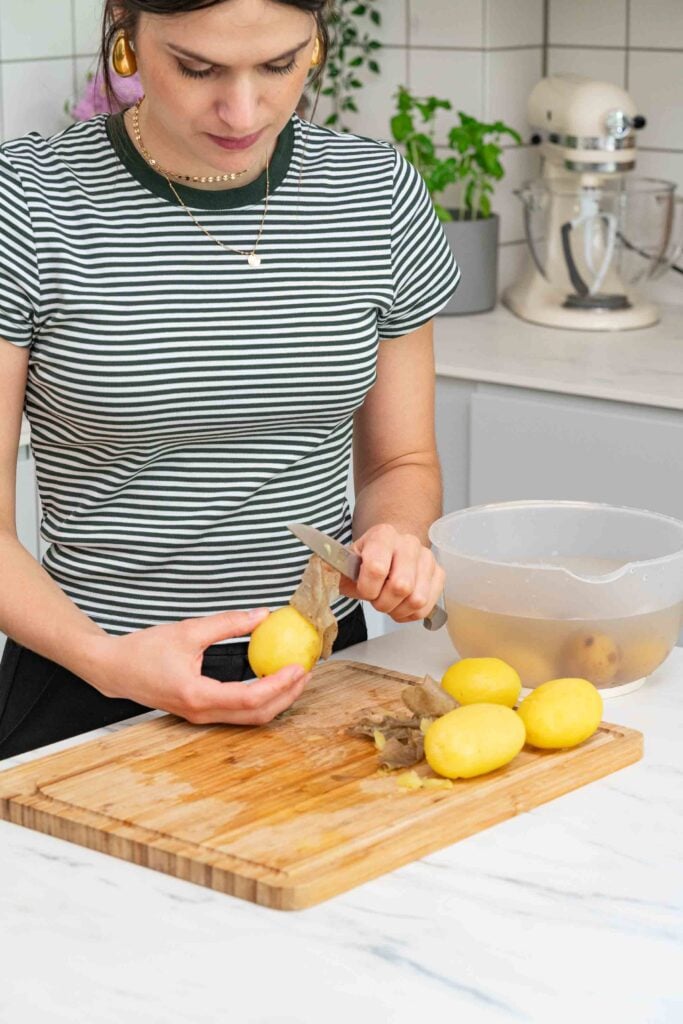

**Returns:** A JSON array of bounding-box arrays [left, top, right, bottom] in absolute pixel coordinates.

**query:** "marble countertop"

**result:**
[[435, 302, 683, 410], [1, 623, 681, 1023]]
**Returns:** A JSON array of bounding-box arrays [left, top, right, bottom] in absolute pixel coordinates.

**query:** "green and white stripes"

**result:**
[[0, 113, 459, 637]]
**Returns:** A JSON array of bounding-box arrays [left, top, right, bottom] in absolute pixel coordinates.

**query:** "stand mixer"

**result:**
[[504, 74, 682, 330]]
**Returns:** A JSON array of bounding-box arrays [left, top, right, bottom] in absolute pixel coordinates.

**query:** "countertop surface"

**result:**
[[435, 302, 683, 410], [0, 623, 681, 1024]]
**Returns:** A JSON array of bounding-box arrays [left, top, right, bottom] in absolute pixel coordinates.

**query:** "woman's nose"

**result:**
[[215, 78, 260, 134]]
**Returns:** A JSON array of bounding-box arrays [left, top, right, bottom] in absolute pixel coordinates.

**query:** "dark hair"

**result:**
[[99, 0, 332, 113]]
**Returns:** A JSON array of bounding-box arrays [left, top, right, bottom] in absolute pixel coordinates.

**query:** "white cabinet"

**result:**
[[15, 447, 40, 556], [469, 385, 683, 518], [0, 447, 41, 655], [434, 378, 472, 517], [436, 377, 683, 521]]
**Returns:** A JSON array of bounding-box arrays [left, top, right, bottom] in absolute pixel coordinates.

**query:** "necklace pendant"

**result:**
[[247, 253, 261, 267]]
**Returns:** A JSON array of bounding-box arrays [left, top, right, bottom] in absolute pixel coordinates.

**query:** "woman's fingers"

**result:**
[[174, 663, 311, 725], [343, 524, 445, 623], [352, 525, 396, 601], [391, 549, 446, 622]]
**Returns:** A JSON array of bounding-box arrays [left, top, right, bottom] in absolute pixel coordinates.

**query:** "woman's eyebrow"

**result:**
[[166, 35, 313, 66]]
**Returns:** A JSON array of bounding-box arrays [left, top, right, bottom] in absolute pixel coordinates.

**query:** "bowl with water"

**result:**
[[429, 501, 683, 697]]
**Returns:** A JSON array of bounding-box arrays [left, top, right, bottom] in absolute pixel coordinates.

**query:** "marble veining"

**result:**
[[0, 623, 681, 1023], [434, 303, 683, 410]]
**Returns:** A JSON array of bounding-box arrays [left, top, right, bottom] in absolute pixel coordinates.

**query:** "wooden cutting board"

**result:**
[[0, 660, 642, 910]]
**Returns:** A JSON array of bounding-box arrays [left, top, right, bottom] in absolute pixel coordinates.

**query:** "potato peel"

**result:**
[[348, 674, 458, 770], [290, 554, 340, 659]]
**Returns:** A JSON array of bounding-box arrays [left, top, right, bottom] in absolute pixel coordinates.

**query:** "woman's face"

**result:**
[[132, 0, 316, 173]]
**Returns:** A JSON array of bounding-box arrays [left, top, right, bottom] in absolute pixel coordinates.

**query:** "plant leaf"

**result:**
[[390, 112, 413, 142]]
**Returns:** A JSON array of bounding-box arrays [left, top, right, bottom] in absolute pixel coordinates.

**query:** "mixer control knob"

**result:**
[[632, 115, 647, 130], [605, 109, 630, 138]]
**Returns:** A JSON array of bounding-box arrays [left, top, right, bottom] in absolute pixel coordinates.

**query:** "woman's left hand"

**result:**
[[338, 523, 445, 623]]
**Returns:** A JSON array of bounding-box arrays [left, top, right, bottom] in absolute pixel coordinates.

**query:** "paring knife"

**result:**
[[287, 522, 448, 632]]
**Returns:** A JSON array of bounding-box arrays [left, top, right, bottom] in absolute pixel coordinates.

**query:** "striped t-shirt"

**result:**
[[0, 111, 460, 637]]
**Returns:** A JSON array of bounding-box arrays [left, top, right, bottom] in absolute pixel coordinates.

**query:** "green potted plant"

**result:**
[[390, 86, 522, 314], [320, 0, 382, 131]]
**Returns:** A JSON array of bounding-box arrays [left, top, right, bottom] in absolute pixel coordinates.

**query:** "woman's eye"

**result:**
[[177, 62, 216, 80], [176, 58, 298, 80], [265, 58, 297, 76]]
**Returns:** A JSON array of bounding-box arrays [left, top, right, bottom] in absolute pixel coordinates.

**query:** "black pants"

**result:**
[[0, 604, 367, 760]]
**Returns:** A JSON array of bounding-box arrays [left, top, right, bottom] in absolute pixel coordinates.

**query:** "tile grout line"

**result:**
[[624, 0, 631, 91], [71, 0, 78, 102], [404, 0, 410, 91], [1, 53, 98, 65], [546, 43, 683, 54], [405, 0, 411, 90]]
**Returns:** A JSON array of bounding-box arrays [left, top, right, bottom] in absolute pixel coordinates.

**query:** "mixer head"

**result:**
[[528, 74, 647, 175]]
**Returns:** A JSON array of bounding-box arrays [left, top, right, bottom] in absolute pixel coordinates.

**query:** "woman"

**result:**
[[0, 0, 459, 758]]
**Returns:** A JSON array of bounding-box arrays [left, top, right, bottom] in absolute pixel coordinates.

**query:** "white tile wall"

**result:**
[[484, 0, 544, 49], [316, 45, 408, 144], [73, 0, 103, 56], [409, 0, 484, 49], [629, 51, 683, 149], [484, 47, 543, 128], [2, 58, 74, 140], [0, 0, 74, 61], [408, 48, 484, 143], [628, 0, 683, 51], [547, 46, 626, 87], [549, 0, 627, 47]]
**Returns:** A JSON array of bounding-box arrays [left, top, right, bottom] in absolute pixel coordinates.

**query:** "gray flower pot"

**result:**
[[441, 212, 500, 315]]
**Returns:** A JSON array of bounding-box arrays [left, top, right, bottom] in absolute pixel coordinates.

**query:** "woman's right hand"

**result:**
[[84, 608, 311, 726]]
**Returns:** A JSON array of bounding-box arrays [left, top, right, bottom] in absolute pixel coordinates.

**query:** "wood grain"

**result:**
[[0, 660, 643, 910]]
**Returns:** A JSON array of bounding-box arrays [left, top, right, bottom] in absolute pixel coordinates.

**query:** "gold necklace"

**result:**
[[132, 99, 248, 184], [132, 98, 270, 267]]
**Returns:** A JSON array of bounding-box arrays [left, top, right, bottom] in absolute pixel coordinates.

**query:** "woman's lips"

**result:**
[[207, 128, 263, 151]]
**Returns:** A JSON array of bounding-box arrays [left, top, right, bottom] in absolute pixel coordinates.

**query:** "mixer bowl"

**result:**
[[516, 176, 681, 307], [429, 501, 683, 696]]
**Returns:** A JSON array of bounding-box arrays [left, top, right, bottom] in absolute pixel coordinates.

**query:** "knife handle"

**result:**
[[423, 603, 448, 631]]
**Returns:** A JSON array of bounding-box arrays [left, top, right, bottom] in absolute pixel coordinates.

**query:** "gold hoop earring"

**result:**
[[112, 31, 138, 77], [310, 36, 322, 68]]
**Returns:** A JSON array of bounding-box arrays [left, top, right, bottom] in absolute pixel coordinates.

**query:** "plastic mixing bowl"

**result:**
[[429, 501, 683, 697]]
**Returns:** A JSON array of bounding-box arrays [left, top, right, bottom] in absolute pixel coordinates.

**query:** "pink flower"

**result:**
[[70, 67, 143, 120]]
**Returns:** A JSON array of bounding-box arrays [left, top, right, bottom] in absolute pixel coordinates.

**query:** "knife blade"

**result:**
[[287, 522, 362, 580], [286, 522, 448, 631]]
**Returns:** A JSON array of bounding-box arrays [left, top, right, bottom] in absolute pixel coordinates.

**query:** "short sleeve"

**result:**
[[0, 149, 39, 347], [377, 150, 461, 340]]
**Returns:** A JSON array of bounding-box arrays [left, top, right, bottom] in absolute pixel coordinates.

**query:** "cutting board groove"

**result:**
[[0, 660, 643, 909]]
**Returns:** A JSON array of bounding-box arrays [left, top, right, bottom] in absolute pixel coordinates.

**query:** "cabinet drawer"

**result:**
[[470, 386, 683, 520]]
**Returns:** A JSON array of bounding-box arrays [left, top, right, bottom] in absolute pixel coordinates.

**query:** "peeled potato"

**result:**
[[618, 636, 670, 682], [424, 704, 526, 779], [517, 677, 603, 749], [561, 630, 621, 686]]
